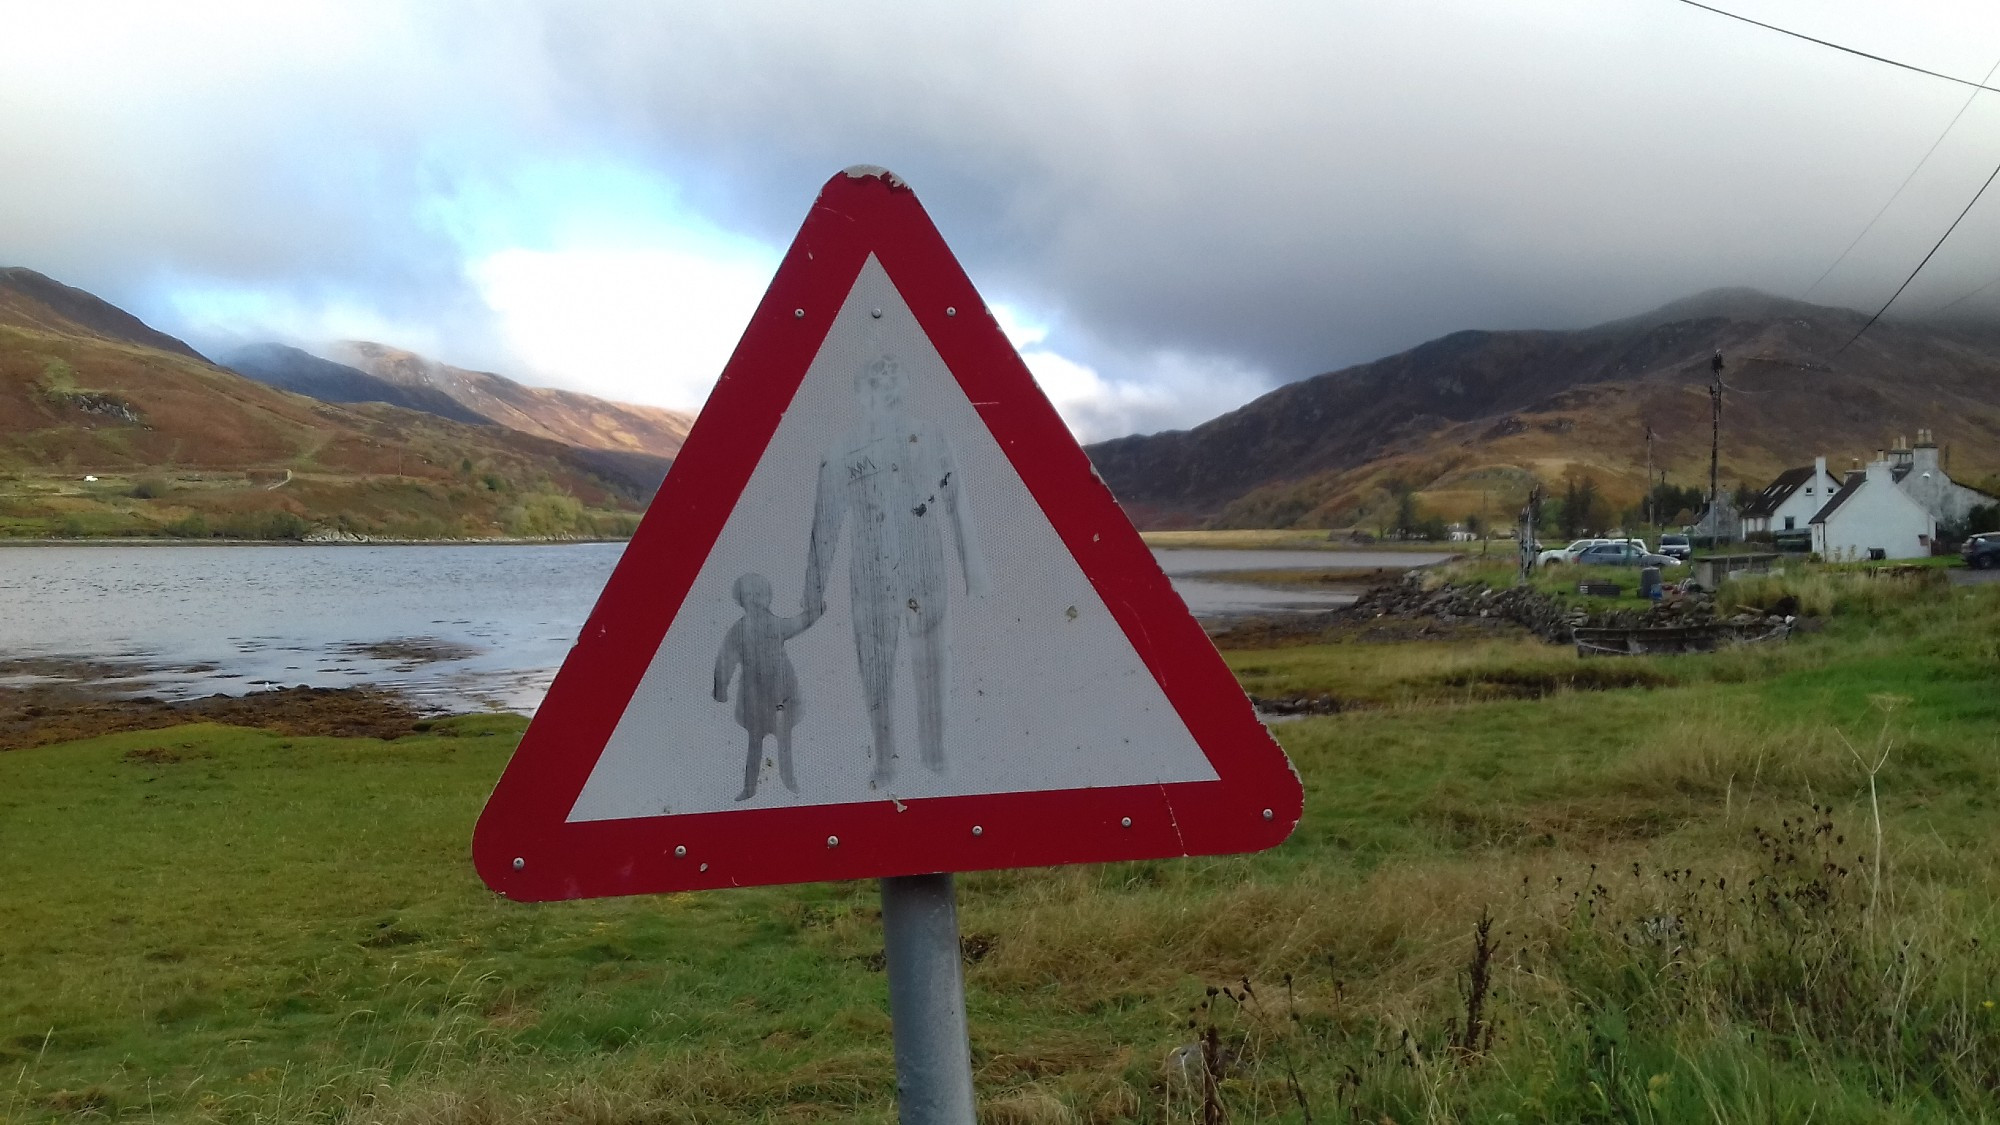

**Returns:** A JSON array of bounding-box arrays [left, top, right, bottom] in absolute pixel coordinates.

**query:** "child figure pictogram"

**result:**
[[712, 572, 821, 800]]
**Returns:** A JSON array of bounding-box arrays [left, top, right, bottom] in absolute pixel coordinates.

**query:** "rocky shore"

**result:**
[[0, 662, 427, 751], [1216, 570, 1805, 648]]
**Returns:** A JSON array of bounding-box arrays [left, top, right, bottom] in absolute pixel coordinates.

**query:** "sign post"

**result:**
[[882, 873, 976, 1123], [473, 166, 1302, 1120]]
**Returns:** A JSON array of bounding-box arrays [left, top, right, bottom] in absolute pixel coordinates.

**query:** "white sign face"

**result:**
[[568, 256, 1218, 822]]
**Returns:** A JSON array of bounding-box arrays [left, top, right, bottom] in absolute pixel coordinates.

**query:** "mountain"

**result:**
[[0, 267, 208, 362], [330, 341, 692, 461], [1084, 289, 2000, 529], [0, 267, 666, 539], [223, 343, 492, 426]]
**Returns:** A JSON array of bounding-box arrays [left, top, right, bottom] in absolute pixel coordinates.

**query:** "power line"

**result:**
[[1670, 1, 2000, 349], [1804, 54, 2000, 298], [1929, 271, 2000, 315], [1670, 0, 2000, 94], [1840, 153, 2000, 353]]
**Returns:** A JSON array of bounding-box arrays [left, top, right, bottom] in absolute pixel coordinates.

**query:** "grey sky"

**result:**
[[6, 1, 2000, 440]]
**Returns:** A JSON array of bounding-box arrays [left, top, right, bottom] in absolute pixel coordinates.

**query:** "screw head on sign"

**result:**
[[827, 835, 840, 848], [793, 308, 804, 318], [946, 306, 957, 317], [870, 308, 883, 319], [1263, 809, 1274, 821], [1120, 816, 1133, 828], [511, 857, 525, 870], [972, 825, 983, 837], [674, 845, 687, 858]]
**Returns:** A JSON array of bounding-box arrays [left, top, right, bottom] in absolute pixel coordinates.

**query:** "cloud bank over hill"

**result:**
[[8, 2, 2000, 440]]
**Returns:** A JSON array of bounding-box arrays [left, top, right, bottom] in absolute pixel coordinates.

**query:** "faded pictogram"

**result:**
[[711, 572, 821, 800], [804, 353, 988, 787]]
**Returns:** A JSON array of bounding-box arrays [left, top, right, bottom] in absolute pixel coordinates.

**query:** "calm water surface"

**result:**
[[0, 543, 1444, 712]]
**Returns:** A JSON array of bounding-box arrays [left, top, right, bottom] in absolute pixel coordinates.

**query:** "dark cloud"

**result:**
[[7, 1, 2000, 435]]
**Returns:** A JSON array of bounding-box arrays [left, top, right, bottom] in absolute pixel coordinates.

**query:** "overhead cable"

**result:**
[[1930, 271, 2000, 315], [1671, 0, 2000, 94], [1839, 153, 2000, 353], [1804, 54, 2000, 298]]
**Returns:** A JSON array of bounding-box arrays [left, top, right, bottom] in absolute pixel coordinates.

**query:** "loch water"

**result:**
[[0, 543, 1446, 712]]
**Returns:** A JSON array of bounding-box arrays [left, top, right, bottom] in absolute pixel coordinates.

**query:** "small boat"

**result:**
[[1573, 619, 1790, 656]]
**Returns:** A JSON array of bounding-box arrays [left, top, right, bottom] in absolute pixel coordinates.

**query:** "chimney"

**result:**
[[1912, 438, 1940, 476], [1814, 455, 1827, 493]]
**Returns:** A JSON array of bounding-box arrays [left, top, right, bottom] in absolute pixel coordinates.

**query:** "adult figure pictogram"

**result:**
[[804, 352, 987, 787]]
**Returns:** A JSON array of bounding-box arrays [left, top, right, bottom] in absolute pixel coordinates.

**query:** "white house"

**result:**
[[1810, 460, 1936, 560], [1887, 430, 1998, 527], [1742, 457, 1841, 536]]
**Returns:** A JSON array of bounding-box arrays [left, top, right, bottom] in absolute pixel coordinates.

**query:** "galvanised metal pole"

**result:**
[[880, 873, 975, 1124]]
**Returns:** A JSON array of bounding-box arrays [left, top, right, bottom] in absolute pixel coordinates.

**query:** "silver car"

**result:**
[[1575, 542, 1681, 568]]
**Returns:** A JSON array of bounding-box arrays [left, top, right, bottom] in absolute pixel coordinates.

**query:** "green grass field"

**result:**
[[5, 569, 2000, 1123]]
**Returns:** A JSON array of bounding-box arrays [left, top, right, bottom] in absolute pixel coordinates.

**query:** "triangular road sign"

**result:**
[[474, 167, 1301, 901]]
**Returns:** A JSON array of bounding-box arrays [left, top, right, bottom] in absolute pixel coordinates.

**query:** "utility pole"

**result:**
[[1643, 424, 1655, 529], [1517, 484, 1543, 585], [1708, 353, 1724, 544]]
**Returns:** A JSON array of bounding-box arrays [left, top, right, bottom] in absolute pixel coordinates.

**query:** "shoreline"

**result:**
[[0, 535, 632, 548]]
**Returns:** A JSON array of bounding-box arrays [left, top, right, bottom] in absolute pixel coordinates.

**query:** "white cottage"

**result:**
[[1810, 460, 1936, 561], [1742, 457, 1841, 536], [1887, 430, 1998, 527]]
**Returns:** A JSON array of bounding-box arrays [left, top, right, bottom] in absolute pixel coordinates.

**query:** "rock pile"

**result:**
[[1336, 571, 1786, 644], [304, 526, 370, 543], [1247, 692, 1341, 716], [1338, 572, 1576, 642]]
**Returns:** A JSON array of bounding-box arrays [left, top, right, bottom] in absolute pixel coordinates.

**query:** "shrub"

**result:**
[[504, 491, 588, 538], [212, 510, 307, 540], [36, 358, 79, 399], [128, 477, 171, 500], [166, 513, 209, 538]]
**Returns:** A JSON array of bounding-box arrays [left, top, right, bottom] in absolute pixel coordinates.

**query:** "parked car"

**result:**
[[1575, 542, 1682, 568], [1658, 533, 1692, 561], [1537, 538, 1604, 566], [1965, 532, 2000, 570]]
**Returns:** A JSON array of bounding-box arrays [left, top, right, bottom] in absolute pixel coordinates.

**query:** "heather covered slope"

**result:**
[[1085, 289, 2000, 529], [223, 342, 493, 426], [0, 267, 208, 362], [0, 268, 662, 538], [332, 340, 693, 461]]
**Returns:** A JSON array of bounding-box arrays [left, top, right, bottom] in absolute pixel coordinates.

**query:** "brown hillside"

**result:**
[[0, 269, 665, 538], [0, 268, 208, 361], [1084, 289, 2000, 529], [332, 341, 692, 460]]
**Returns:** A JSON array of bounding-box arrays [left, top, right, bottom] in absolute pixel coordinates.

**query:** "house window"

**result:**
[[1784, 516, 1795, 530]]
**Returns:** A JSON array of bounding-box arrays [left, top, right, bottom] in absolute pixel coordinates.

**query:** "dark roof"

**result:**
[[1744, 466, 1815, 519], [1809, 473, 1865, 525]]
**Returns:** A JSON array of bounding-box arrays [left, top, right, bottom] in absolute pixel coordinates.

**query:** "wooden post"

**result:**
[[1708, 354, 1724, 544], [1517, 485, 1542, 585]]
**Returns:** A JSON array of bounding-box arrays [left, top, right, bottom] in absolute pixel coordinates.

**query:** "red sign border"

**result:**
[[472, 169, 1301, 901]]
